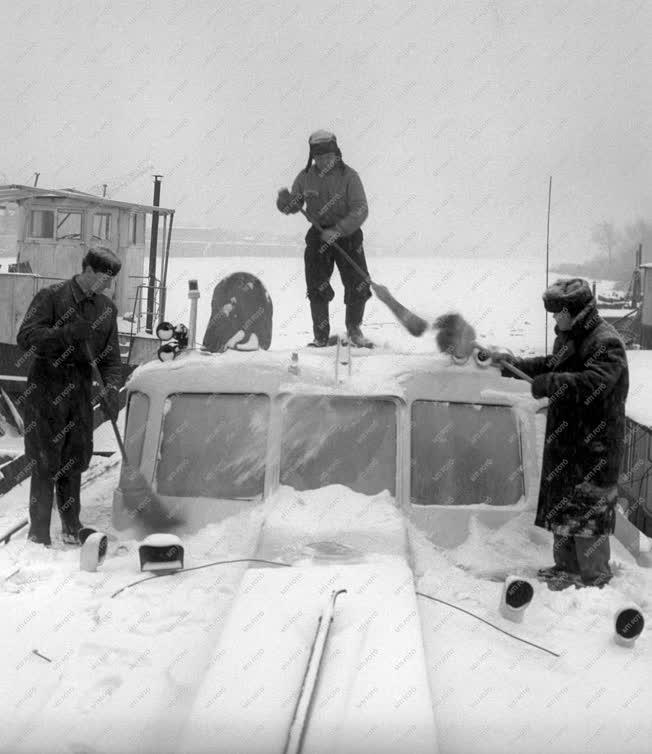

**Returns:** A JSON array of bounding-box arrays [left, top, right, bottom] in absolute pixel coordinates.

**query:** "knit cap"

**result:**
[[542, 278, 594, 315]]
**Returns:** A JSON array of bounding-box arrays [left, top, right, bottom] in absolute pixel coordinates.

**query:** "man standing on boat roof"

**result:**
[[17, 247, 123, 546], [491, 278, 629, 590], [276, 129, 373, 348]]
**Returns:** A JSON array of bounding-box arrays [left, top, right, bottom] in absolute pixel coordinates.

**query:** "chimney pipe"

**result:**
[[146, 175, 162, 333]]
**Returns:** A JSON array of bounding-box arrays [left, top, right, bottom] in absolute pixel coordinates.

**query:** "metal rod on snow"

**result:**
[[283, 589, 347, 754]]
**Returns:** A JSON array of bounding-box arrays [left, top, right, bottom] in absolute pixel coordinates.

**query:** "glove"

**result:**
[[320, 228, 341, 244], [488, 349, 514, 367], [276, 187, 293, 214], [531, 373, 552, 399], [63, 317, 93, 345], [100, 384, 121, 422]]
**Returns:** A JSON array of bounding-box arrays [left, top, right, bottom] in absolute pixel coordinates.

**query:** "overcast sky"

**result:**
[[1, 0, 650, 261]]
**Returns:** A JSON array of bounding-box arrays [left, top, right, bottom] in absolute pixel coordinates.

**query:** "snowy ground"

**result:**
[[1, 255, 650, 753]]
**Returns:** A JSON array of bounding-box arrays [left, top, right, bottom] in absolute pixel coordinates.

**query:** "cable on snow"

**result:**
[[416, 591, 560, 658], [110, 557, 292, 598]]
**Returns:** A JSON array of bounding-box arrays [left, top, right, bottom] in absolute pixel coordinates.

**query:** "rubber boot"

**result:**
[[345, 300, 373, 348], [27, 468, 54, 546], [309, 298, 330, 346], [56, 472, 83, 545]]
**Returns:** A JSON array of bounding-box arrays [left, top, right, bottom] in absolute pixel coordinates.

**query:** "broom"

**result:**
[[300, 209, 430, 337], [432, 312, 533, 383], [85, 342, 180, 532]]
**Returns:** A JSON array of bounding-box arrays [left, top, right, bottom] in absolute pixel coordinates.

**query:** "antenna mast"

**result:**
[[545, 176, 552, 355]]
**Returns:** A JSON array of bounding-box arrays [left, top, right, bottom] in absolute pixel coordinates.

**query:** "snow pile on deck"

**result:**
[[257, 484, 407, 562]]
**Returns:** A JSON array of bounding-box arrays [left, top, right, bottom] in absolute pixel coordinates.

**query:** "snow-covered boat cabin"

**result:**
[[0, 184, 175, 388], [114, 348, 540, 545]]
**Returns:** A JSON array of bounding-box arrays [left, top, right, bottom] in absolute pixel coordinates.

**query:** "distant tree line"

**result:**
[[553, 219, 651, 287]]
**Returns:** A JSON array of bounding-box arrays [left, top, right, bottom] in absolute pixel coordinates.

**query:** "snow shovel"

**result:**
[[84, 342, 179, 532], [300, 209, 429, 337]]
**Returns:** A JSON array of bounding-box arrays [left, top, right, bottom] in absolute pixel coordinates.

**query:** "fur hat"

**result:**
[[542, 278, 594, 315], [305, 129, 342, 171]]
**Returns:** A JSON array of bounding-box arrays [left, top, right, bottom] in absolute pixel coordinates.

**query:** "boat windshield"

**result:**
[[279, 395, 397, 495], [156, 393, 269, 499], [411, 400, 524, 506]]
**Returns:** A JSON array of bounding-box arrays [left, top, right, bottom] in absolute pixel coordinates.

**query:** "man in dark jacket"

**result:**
[[276, 130, 372, 348], [17, 247, 123, 546], [492, 278, 629, 589]]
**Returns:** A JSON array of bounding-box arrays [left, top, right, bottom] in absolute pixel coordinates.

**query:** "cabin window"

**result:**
[[129, 214, 141, 244], [122, 391, 149, 468], [29, 209, 54, 238], [156, 393, 269, 498], [410, 401, 524, 506], [92, 213, 111, 241], [56, 210, 83, 241], [279, 395, 397, 495]]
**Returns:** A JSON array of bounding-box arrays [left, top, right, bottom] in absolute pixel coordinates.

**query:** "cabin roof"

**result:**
[[127, 348, 533, 406], [0, 184, 174, 215]]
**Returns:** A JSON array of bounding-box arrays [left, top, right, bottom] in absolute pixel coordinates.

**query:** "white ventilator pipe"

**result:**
[[188, 279, 200, 349]]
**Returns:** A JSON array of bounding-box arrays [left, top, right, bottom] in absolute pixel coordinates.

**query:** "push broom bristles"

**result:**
[[119, 464, 181, 534]]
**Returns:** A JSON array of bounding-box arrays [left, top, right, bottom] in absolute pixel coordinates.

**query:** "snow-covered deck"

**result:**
[[1, 466, 651, 754], [625, 350, 652, 429]]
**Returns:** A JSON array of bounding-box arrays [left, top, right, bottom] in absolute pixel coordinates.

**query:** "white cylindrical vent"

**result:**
[[499, 576, 535, 623], [614, 605, 645, 647]]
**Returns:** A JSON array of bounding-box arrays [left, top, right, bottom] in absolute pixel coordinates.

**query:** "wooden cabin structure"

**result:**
[[0, 184, 175, 395]]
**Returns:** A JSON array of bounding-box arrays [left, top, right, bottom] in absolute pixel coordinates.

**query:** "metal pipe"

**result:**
[[159, 210, 174, 322], [146, 175, 162, 333], [159, 212, 167, 324]]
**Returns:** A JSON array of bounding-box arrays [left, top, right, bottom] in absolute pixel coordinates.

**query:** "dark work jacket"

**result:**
[[16, 276, 122, 476], [502, 303, 629, 536]]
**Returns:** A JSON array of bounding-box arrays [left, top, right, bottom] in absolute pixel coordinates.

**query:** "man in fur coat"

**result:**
[[492, 278, 629, 589], [17, 247, 123, 546]]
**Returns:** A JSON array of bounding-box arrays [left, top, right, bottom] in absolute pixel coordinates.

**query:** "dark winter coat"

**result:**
[[503, 303, 629, 537], [16, 277, 122, 476]]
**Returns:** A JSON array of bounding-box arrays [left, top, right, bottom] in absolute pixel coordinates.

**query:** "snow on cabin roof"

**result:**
[[625, 350, 652, 429], [127, 347, 533, 404], [0, 184, 174, 215]]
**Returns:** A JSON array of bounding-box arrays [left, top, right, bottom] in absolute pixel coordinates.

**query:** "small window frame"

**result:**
[[129, 213, 141, 245], [55, 209, 84, 242], [28, 209, 55, 239], [92, 212, 112, 241]]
